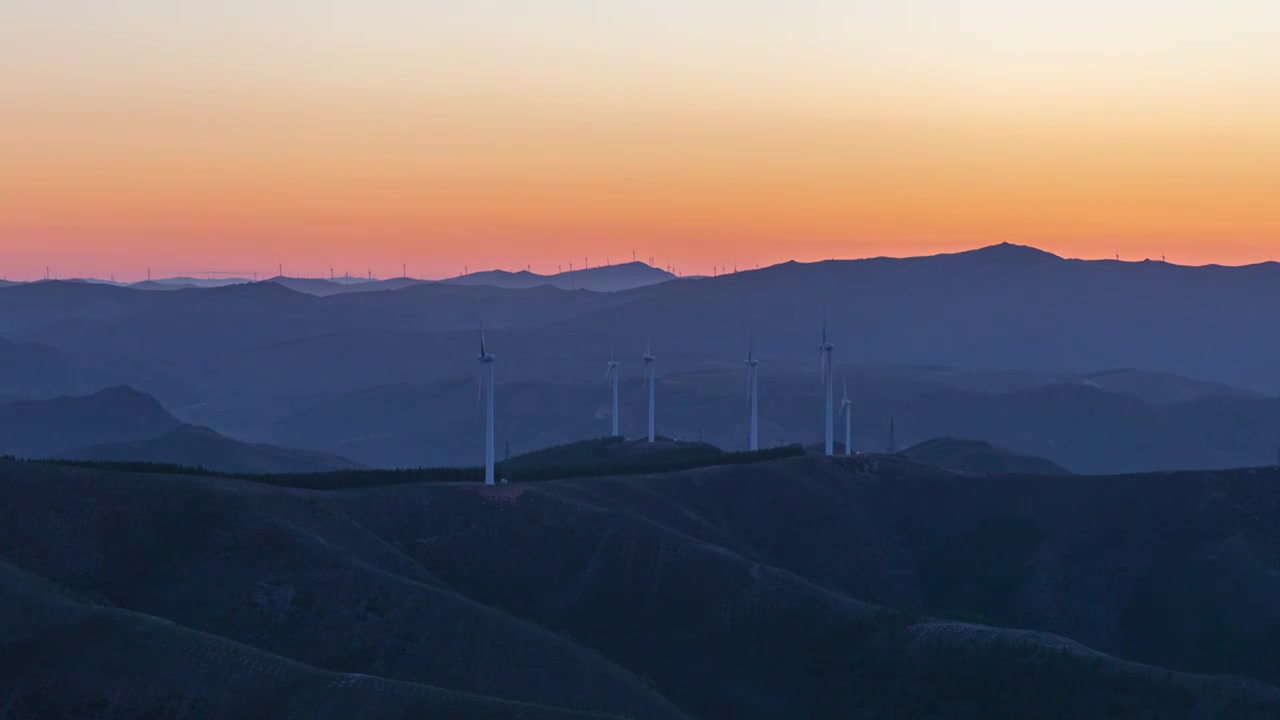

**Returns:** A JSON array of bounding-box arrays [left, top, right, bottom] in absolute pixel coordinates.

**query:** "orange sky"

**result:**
[[3, 1, 1278, 280]]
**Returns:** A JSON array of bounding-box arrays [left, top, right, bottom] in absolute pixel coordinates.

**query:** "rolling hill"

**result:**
[[899, 437, 1072, 475], [0, 386, 181, 458], [67, 424, 363, 474], [2, 456, 1279, 717]]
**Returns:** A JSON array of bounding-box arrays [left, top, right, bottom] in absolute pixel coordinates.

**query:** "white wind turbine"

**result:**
[[841, 378, 853, 456], [643, 339, 656, 443], [744, 338, 759, 451], [819, 320, 834, 456], [476, 325, 496, 485], [606, 352, 620, 437]]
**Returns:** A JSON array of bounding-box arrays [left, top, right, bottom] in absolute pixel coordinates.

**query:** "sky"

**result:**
[[3, 1, 1279, 280]]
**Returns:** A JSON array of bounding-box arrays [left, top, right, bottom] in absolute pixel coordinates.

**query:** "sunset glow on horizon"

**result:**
[[3, 1, 1279, 280]]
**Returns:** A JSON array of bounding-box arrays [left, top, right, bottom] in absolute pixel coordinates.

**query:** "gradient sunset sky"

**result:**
[[3, 1, 1278, 280]]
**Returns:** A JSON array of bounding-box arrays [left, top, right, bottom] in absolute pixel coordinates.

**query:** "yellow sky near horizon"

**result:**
[[2, 1, 1278, 279]]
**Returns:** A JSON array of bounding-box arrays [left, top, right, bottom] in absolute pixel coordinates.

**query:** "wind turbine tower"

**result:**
[[643, 341, 656, 443], [841, 379, 853, 455], [818, 321, 835, 456], [744, 339, 759, 451], [607, 354, 621, 437], [476, 326, 497, 485], [887, 417, 898, 454]]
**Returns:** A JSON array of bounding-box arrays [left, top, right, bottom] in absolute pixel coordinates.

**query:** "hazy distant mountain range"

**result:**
[[2, 244, 1279, 472], [438, 261, 676, 292], [20, 259, 678, 296]]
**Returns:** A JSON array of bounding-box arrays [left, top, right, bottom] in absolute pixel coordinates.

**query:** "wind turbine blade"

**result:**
[[476, 370, 483, 414], [479, 322, 486, 355]]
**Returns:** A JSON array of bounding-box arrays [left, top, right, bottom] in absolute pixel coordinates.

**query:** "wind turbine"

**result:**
[[606, 353, 620, 437], [744, 338, 759, 451], [476, 325, 497, 485], [643, 339, 656, 443], [840, 379, 853, 456], [818, 318, 834, 456]]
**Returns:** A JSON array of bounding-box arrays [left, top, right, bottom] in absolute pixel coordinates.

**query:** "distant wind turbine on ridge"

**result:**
[[818, 318, 834, 456], [643, 339, 656, 443], [841, 379, 853, 456], [606, 352, 620, 437], [744, 338, 759, 451], [476, 325, 497, 485]]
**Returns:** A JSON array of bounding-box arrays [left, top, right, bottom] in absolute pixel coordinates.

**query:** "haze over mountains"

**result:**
[[1, 244, 1278, 473], [6, 243, 1280, 717], [17, 259, 678, 297], [0, 388, 358, 473]]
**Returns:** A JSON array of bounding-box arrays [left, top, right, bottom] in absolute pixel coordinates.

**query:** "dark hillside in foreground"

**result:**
[[0, 560, 611, 719], [2, 457, 1279, 718]]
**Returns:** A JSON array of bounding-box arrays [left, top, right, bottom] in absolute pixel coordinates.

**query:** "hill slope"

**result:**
[[2, 457, 1279, 717], [67, 424, 364, 474], [0, 386, 181, 457], [0, 561, 608, 719], [901, 437, 1073, 475]]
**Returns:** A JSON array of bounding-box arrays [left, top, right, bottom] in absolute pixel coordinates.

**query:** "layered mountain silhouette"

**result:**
[[265, 371, 1280, 473], [67, 424, 362, 474], [0, 388, 358, 473], [441, 261, 675, 292], [0, 386, 181, 457], [3, 245, 1280, 471], [2, 455, 1279, 717]]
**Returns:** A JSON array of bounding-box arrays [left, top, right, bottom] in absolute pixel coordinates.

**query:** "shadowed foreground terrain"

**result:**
[[2, 456, 1280, 718]]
